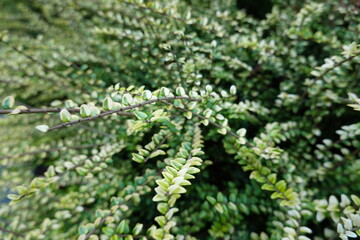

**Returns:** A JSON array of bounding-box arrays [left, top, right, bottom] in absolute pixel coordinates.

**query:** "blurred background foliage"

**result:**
[[0, 0, 360, 239]]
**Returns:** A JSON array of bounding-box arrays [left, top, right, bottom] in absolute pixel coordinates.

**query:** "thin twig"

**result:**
[[121, 0, 218, 34], [48, 96, 200, 131], [0, 107, 134, 116], [0, 227, 25, 237], [162, 101, 240, 138], [144, 133, 171, 162], [0, 143, 105, 161]]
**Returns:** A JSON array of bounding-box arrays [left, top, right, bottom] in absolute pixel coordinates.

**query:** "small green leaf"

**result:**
[[261, 183, 275, 191], [132, 153, 145, 163], [102, 227, 114, 236], [142, 90, 152, 100], [157, 203, 169, 214], [60, 109, 71, 122], [267, 174, 277, 184], [351, 195, 360, 206], [176, 87, 186, 96], [275, 180, 287, 193], [134, 111, 148, 120], [103, 97, 114, 111], [155, 216, 166, 227], [160, 87, 170, 97], [230, 85, 237, 95], [149, 150, 166, 159], [206, 196, 217, 205], [36, 125, 49, 133], [76, 167, 88, 176], [80, 104, 91, 117], [215, 203, 224, 214], [184, 111, 192, 119], [2, 96, 15, 109], [122, 94, 133, 105], [117, 220, 130, 234], [7, 194, 20, 200]]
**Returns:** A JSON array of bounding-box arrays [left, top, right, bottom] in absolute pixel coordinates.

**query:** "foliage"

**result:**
[[0, 0, 359, 239]]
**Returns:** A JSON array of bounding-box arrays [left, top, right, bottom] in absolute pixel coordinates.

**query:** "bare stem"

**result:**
[[0, 143, 105, 161], [48, 96, 200, 131], [0, 108, 134, 116]]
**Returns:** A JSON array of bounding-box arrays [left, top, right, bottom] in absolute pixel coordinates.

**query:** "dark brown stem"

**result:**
[[84, 172, 160, 240], [318, 52, 360, 79], [0, 227, 25, 237], [117, 234, 153, 239], [121, 0, 217, 34], [48, 96, 200, 131], [0, 143, 105, 161], [168, 48, 185, 86], [0, 108, 79, 114], [162, 101, 240, 138], [0, 108, 134, 116], [329, 147, 360, 170], [144, 134, 171, 162]]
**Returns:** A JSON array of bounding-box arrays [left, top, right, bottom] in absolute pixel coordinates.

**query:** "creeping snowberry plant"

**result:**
[[0, 0, 359, 239]]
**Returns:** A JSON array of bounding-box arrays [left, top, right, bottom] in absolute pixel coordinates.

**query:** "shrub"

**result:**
[[0, 0, 359, 239]]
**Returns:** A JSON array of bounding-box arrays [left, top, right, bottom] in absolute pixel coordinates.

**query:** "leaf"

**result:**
[[215, 203, 224, 214], [230, 85, 237, 95], [132, 223, 143, 235], [275, 180, 287, 193], [103, 97, 114, 110], [134, 111, 148, 120], [60, 109, 71, 122], [80, 104, 91, 117], [76, 167, 88, 176], [142, 90, 152, 100], [132, 153, 145, 163], [117, 220, 130, 234], [261, 183, 275, 191], [184, 111, 192, 119], [102, 227, 114, 236], [157, 203, 169, 214], [7, 194, 20, 200], [160, 87, 170, 97], [206, 196, 217, 205], [2, 96, 15, 109], [267, 174, 277, 184], [155, 216, 166, 226], [149, 150, 166, 159], [236, 128, 247, 137], [217, 127, 227, 135], [122, 94, 133, 105], [351, 195, 360, 206], [168, 185, 186, 194], [176, 87, 186, 96], [36, 125, 49, 133]]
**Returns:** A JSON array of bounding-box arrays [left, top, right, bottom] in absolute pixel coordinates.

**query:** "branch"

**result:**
[[120, 0, 218, 34], [144, 133, 171, 163], [0, 227, 25, 237], [0, 108, 80, 114], [83, 172, 160, 240], [0, 78, 24, 85], [318, 51, 360, 79], [162, 101, 240, 138], [300, 51, 360, 100], [168, 48, 185, 86], [0, 143, 105, 161], [48, 96, 200, 131], [0, 108, 134, 116], [117, 234, 154, 239], [0, 40, 67, 89]]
